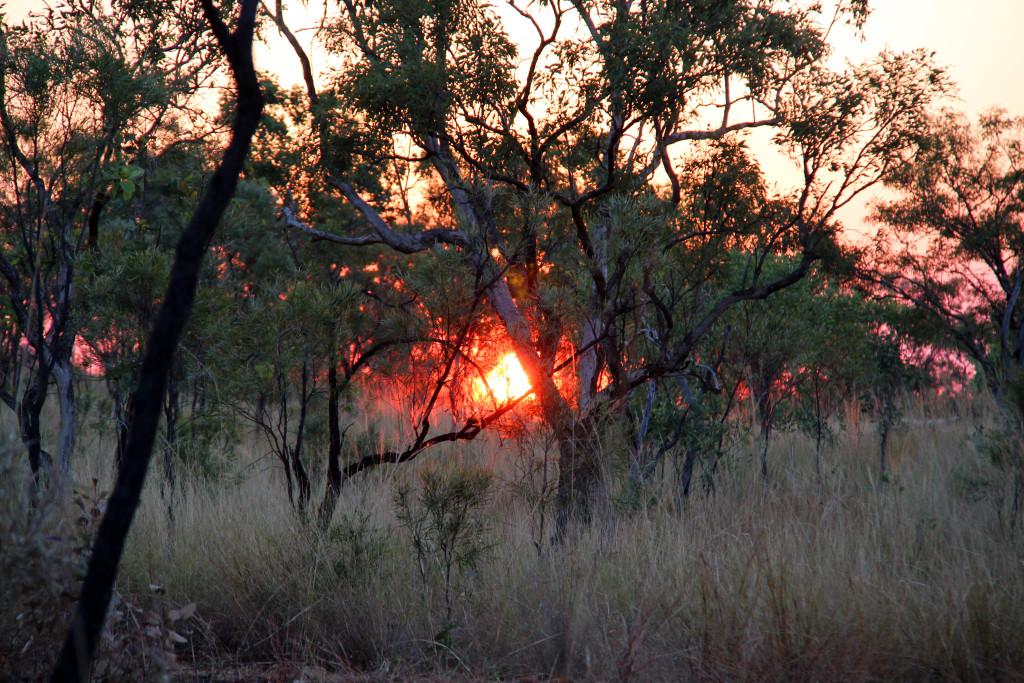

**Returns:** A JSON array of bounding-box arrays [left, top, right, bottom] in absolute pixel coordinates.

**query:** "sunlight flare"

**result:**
[[477, 352, 531, 404]]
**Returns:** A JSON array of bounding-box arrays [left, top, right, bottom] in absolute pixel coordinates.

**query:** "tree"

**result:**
[[51, 0, 263, 678], [0, 0, 216, 492], [264, 0, 948, 534], [727, 258, 916, 477], [861, 110, 1024, 406]]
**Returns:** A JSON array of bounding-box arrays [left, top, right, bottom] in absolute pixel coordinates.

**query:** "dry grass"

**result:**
[[4, 393, 1024, 681]]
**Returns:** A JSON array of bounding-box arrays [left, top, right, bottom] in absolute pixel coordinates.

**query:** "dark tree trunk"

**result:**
[[51, 3, 263, 678], [86, 189, 110, 253], [754, 369, 777, 481], [552, 417, 607, 540], [317, 362, 343, 531], [291, 355, 311, 517], [113, 387, 135, 474], [161, 360, 180, 544], [760, 423, 772, 481], [19, 377, 50, 497], [879, 417, 891, 475], [677, 444, 699, 506]]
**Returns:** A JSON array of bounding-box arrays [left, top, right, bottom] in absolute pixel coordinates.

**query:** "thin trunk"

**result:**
[[760, 423, 771, 481], [282, 458, 295, 508], [813, 379, 823, 476], [52, 360, 75, 489], [676, 444, 699, 509], [161, 363, 179, 546], [814, 423, 823, 476], [113, 389, 135, 475], [19, 379, 47, 495], [629, 380, 656, 481], [292, 354, 311, 518], [1000, 270, 1024, 374], [879, 418, 890, 475], [755, 371, 775, 482], [86, 189, 110, 254], [317, 362, 343, 531]]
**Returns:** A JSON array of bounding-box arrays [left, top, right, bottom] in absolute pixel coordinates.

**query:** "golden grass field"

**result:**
[[3, 392, 1024, 681]]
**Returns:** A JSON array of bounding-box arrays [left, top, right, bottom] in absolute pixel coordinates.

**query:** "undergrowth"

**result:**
[[3, 394, 1024, 681]]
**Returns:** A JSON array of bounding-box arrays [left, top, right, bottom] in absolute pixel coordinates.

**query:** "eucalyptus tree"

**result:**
[[0, 0, 217, 490], [267, 0, 948, 532], [861, 110, 1024, 406], [725, 260, 884, 477]]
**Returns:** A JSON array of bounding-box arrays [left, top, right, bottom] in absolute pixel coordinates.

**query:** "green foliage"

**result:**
[[329, 510, 392, 583], [394, 463, 494, 623]]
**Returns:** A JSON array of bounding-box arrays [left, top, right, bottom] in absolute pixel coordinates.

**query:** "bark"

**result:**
[[484, 271, 609, 535], [86, 189, 110, 253], [291, 355, 311, 517], [677, 444, 699, 506], [317, 362, 343, 531], [52, 360, 76, 486], [112, 387, 135, 474], [755, 376, 775, 481], [18, 376, 51, 498], [552, 415, 608, 539], [879, 417, 890, 475], [51, 2, 263, 678], [162, 362, 180, 545]]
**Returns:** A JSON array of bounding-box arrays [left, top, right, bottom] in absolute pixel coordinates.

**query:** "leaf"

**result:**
[[119, 178, 136, 198], [167, 602, 196, 622], [143, 609, 162, 625], [168, 630, 188, 644]]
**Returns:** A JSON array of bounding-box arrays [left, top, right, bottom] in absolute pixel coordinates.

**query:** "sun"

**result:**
[[476, 352, 532, 404]]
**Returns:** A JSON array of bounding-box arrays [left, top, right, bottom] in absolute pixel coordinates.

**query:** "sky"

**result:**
[[4, 0, 1019, 114], [4, 0, 1022, 231], [828, 0, 1024, 117]]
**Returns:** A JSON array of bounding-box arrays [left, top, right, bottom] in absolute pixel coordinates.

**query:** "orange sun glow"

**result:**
[[476, 352, 532, 404]]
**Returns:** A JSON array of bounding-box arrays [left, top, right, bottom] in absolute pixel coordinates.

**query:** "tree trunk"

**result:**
[[552, 416, 607, 540], [51, 3, 263, 676], [18, 377, 50, 497], [878, 417, 890, 475], [760, 423, 772, 481], [113, 388, 135, 474], [755, 371, 775, 481], [52, 360, 76, 488], [485, 273, 608, 537], [161, 363, 180, 546], [677, 444, 699, 507], [292, 355, 311, 518], [317, 362, 343, 531]]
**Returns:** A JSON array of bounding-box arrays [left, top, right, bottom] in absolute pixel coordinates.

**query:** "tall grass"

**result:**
[[3, 393, 1024, 681]]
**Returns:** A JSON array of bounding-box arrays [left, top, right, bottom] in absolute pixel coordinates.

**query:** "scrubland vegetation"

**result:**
[[4, 0, 1024, 679], [5, 390, 1024, 681]]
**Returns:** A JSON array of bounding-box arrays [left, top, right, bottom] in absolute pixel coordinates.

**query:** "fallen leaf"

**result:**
[[168, 602, 196, 622]]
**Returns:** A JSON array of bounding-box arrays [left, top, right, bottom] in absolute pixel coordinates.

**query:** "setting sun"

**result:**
[[476, 352, 532, 404]]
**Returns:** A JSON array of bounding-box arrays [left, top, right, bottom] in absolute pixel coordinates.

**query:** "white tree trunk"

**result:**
[[52, 360, 76, 488]]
